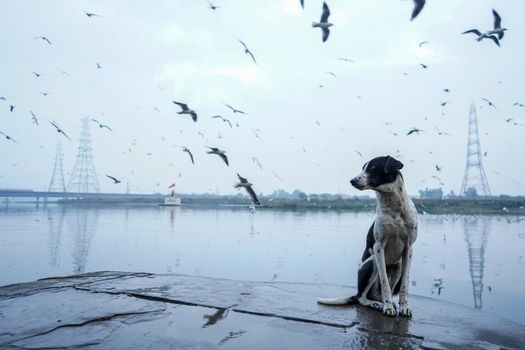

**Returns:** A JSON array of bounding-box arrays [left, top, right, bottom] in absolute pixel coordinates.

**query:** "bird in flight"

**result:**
[[224, 103, 247, 115], [513, 102, 524, 107], [49, 121, 72, 140], [30, 111, 39, 125], [234, 174, 260, 206], [411, 0, 426, 21], [181, 146, 195, 165], [106, 175, 122, 184], [337, 57, 354, 63], [252, 156, 263, 170], [420, 63, 428, 69], [462, 9, 506, 47], [325, 71, 336, 78], [407, 127, 424, 136], [212, 115, 233, 128], [238, 40, 257, 64], [441, 101, 451, 106], [34, 36, 52, 45], [481, 97, 497, 110], [0, 131, 17, 143], [207, 1, 219, 10], [435, 165, 442, 172], [84, 10, 101, 17], [443, 88, 450, 93], [418, 41, 430, 48], [299, 0, 304, 9], [433, 125, 451, 136], [32, 72, 41, 77], [9, 105, 15, 112], [96, 63, 102, 69], [206, 147, 229, 166], [173, 101, 198, 122], [91, 119, 112, 131], [312, 2, 332, 42]]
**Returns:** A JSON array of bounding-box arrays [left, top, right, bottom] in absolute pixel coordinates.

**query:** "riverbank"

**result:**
[[1, 271, 524, 349]]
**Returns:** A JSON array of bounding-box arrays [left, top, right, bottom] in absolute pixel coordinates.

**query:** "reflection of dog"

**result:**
[[318, 156, 418, 317]]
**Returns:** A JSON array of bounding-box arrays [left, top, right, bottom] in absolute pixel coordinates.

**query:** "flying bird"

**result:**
[[251, 156, 263, 170], [418, 40, 430, 48], [435, 165, 442, 172], [355, 150, 363, 157], [462, 10, 506, 47], [9, 105, 14, 112], [30, 111, 39, 125], [206, 147, 229, 166], [420, 63, 428, 69], [32, 72, 41, 77], [234, 174, 260, 205], [49, 121, 72, 140], [443, 88, 450, 93], [238, 39, 257, 64], [481, 97, 497, 110], [411, 0, 426, 21], [441, 101, 450, 106], [34, 36, 52, 45], [224, 102, 247, 115], [173, 101, 198, 122], [407, 127, 424, 136], [182, 146, 195, 165], [106, 175, 122, 184], [0, 131, 17, 143], [84, 10, 101, 17], [91, 119, 112, 131], [513, 102, 524, 107], [433, 125, 451, 136], [212, 115, 233, 128], [299, 0, 304, 9], [325, 71, 336, 78], [207, 1, 219, 10], [312, 2, 332, 42], [96, 63, 102, 69], [337, 57, 354, 63]]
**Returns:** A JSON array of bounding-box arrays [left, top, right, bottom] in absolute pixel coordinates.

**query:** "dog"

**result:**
[[317, 155, 418, 317]]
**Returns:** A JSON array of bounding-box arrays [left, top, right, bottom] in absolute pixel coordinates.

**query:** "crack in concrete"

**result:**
[[5, 309, 161, 347], [356, 326, 424, 342], [73, 286, 357, 330]]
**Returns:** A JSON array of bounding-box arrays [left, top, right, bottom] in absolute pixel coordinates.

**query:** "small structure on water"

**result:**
[[160, 189, 181, 206]]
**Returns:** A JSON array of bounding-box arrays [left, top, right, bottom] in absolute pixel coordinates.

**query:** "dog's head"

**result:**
[[350, 155, 404, 191]]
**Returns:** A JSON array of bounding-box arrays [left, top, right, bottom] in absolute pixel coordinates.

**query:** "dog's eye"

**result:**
[[370, 166, 376, 170]]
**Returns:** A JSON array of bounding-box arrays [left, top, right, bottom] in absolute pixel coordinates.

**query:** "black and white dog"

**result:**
[[318, 155, 418, 317]]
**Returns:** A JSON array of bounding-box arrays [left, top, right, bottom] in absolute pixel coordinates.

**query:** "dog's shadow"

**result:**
[[353, 304, 411, 335]]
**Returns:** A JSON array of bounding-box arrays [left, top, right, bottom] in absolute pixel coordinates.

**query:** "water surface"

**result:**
[[1, 203, 523, 325]]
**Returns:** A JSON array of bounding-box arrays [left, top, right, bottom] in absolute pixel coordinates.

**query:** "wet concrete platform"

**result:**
[[1, 272, 524, 349]]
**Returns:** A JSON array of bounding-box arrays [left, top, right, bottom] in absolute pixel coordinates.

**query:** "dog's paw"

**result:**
[[382, 303, 397, 317], [370, 301, 383, 311], [398, 304, 412, 317]]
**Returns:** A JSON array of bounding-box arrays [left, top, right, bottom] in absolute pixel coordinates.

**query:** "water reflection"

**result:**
[[65, 208, 99, 274], [47, 206, 66, 267], [463, 216, 490, 309]]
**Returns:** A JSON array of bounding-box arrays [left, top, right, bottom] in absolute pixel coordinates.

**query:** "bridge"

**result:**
[[0, 189, 163, 205]]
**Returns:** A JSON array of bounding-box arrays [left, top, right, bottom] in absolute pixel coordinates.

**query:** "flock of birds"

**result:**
[[0, 0, 523, 205]]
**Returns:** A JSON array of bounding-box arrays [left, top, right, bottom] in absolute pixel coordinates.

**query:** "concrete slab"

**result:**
[[1, 271, 523, 349]]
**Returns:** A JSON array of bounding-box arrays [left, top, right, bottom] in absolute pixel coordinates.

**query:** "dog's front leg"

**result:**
[[373, 242, 396, 316], [398, 246, 413, 317]]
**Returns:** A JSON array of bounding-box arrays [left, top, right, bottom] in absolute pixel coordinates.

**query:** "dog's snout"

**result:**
[[350, 178, 357, 187]]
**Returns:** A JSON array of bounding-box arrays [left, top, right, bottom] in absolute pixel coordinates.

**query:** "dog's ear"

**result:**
[[384, 156, 404, 174]]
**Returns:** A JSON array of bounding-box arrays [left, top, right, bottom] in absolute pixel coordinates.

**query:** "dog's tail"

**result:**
[[317, 295, 358, 305]]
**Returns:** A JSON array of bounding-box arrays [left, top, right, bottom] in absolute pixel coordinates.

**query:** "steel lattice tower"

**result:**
[[460, 102, 491, 196], [67, 117, 100, 193], [48, 143, 67, 192]]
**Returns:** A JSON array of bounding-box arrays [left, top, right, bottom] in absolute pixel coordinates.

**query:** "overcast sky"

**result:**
[[0, 0, 524, 196]]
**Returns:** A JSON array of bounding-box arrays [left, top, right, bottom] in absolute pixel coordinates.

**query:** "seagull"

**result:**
[[49, 121, 72, 140], [84, 10, 101, 17], [463, 10, 506, 47], [435, 165, 442, 172], [433, 125, 451, 136], [96, 63, 102, 69], [418, 40, 430, 48], [0, 96, 5, 101], [312, 2, 332, 43], [481, 97, 497, 110], [238, 39, 257, 64], [234, 174, 260, 205], [182, 147, 195, 165], [443, 88, 450, 93], [9, 105, 14, 112], [300, 0, 304, 9], [252, 157, 262, 170], [420, 63, 428, 69], [207, 1, 219, 10], [106, 175, 122, 184], [432, 175, 444, 186], [513, 102, 524, 107], [0, 131, 17, 143], [30, 111, 39, 125], [224, 102, 247, 115], [407, 127, 424, 136], [411, 0, 426, 21], [325, 71, 336, 78], [40, 92, 50, 96], [173, 101, 198, 122], [206, 147, 229, 166], [212, 115, 233, 128], [355, 150, 363, 157], [34, 36, 52, 45], [441, 101, 450, 106], [337, 57, 354, 63], [32, 72, 41, 77], [91, 119, 112, 131]]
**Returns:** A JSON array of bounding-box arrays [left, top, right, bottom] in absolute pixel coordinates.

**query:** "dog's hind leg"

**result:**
[[355, 259, 383, 311]]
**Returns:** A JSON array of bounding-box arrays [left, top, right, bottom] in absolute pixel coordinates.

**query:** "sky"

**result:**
[[0, 0, 524, 196]]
